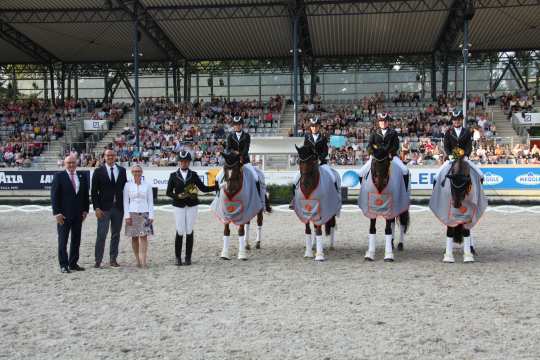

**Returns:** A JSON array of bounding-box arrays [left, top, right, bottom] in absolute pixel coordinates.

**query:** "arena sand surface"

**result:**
[[1, 207, 540, 360]]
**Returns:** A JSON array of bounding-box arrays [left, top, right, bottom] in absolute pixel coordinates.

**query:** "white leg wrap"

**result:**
[[238, 236, 247, 260], [244, 224, 250, 246], [221, 236, 230, 259], [384, 234, 394, 261], [365, 234, 376, 260], [315, 235, 325, 261], [463, 236, 474, 263], [444, 237, 455, 263], [304, 234, 314, 258]]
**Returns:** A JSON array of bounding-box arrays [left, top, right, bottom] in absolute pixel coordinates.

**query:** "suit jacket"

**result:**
[[91, 164, 127, 211], [51, 170, 90, 221], [166, 169, 216, 207], [443, 127, 473, 157], [225, 131, 251, 163], [367, 128, 400, 157], [304, 132, 329, 164]]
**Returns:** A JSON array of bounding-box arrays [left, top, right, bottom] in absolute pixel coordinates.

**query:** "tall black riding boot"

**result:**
[[185, 232, 194, 266], [175, 233, 183, 266]]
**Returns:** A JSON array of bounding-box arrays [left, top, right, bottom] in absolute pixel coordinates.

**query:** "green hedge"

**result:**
[[267, 184, 294, 204]]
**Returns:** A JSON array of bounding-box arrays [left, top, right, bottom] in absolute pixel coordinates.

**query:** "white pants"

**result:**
[[441, 158, 484, 179], [359, 156, 409, 177], [293, 164, 336, 185], [174, 206, 198, 236]]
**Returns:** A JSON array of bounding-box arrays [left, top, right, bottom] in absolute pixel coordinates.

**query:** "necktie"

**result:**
[[110, 166, 116, 185], [70, 172, 77, 192]]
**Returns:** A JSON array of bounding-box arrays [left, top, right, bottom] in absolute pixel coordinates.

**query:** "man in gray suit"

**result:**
[[91, 149, 127, 268]]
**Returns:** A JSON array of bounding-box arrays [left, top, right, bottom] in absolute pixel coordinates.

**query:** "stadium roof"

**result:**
[[0, 0, 539, 65]]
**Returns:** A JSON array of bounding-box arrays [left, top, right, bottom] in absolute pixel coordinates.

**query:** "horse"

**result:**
[[429, 156, 487, 263], [210, 151, 268, 260], [293, 145, 341, 261], [358, 147, 410, 262]]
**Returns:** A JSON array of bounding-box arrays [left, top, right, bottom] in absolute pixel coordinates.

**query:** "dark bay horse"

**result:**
[[361, 147, 410, 262], [294, 145, 338, 261], [216, 151, 269, 260]]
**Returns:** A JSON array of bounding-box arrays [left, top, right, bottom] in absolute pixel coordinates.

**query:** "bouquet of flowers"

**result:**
[[177, 183, 198, 200], [450, 147, 465, 160]]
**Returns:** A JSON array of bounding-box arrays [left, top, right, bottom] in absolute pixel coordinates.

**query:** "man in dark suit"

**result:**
[[303, 117, 329, 165], [91, 149, 127, 268], [51, 155, 89, 273]]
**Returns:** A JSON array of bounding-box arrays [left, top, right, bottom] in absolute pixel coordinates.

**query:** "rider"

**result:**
[[304, 117, 336, 182], [442, 110, 483, 179], [359, 112, 409, 187]]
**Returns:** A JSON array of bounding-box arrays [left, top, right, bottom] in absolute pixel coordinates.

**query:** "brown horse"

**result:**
[[362, 147, 410, 262], [295, 145, 337, 261], [218, 151, 269, 260], [443, 157, 472, 246]]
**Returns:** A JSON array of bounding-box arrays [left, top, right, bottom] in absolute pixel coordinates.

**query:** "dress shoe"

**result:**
[[175, 258, 183, 266], [94, 262, 101, 269], [184, 258, 192, 266], [110, 261, 120, 268], [69, 264, 85, 271], [60, 267, 71, 274]]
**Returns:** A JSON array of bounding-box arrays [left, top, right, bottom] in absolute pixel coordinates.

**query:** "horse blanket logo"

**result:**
[[358, 162, 410, 219], [429, 160, 487, 228], [294, 167, 341, 225], [211, 167, 263, 225]]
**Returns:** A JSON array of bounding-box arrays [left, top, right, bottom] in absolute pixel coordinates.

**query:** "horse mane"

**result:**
[[371, 152, 391, 193]]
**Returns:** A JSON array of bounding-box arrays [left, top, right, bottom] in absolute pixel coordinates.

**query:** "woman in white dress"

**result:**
[[123, 165, 154, 268]]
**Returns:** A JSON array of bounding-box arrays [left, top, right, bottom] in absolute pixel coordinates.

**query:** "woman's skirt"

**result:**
[[125, 212, 154, 237]]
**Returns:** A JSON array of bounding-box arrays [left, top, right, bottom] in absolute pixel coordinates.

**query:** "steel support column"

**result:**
[[292, 15, 300, 136], [133, 2, 141, 152]]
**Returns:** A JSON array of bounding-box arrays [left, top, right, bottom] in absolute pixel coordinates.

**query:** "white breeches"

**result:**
[[293, 164, 336, 185], [359, 156, 409, 177], [174, 206, 198, 236]]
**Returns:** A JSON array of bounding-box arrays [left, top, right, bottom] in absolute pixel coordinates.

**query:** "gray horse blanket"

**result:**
[[294, 167, 341, 226], [211, 167, 263, 225], [358, 162, 410, 219], [429, 161, 487, 229]]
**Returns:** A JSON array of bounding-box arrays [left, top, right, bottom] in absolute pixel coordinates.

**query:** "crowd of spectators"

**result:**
[[71, 96, 283, 168], [297, 92, 538, 166]]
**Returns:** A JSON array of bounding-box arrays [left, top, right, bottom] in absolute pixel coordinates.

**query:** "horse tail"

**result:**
[[453, 224, 464, 244], [397, 210, 410, 234]]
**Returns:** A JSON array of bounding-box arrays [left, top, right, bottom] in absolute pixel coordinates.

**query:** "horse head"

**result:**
[[446, 157, 472, 209], [222, 150, 242, 197], [371, 146, 391, 193], [295, 144, 319, 197]]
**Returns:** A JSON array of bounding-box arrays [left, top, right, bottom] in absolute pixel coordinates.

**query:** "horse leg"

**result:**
[[221, 224, 231, 260], [255, 211, 263, 249], [444, 226, 455, 263], [469, 232, 477, 255], [304, 223, 314, 258], [397, 210, 410, 251], [314, 225, 325, 261], [326, 216, 336, 250], [245, 221, 251, 251], [384, 220, 394, 262], [238, 224, 247, 260], [463, 228, 474, 263], [390, 219, 396, 250], [365, 218, 377, 261]]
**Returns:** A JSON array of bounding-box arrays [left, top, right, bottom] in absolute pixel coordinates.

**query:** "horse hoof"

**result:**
[[220, 256, 230, 261], [364, 251, 375, 261], [463, 252, 475, 263], [397, 243, 404, 251], [255, 241, 261, 249], [443, 253, 455, 263], [245, 244, 251, 251], [470, 246, 476, 255], [364, 257, 374, 262], [384, 257, 394, 262]]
